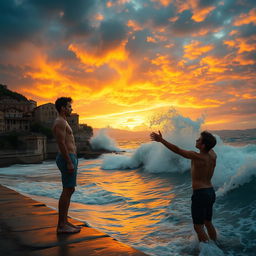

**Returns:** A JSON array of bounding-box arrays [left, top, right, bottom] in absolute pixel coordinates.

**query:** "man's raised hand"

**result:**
[[150, 130, 163, 142]]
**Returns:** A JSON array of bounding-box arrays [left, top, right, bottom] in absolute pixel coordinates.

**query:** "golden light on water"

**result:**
[[74, 163, 175, 238]]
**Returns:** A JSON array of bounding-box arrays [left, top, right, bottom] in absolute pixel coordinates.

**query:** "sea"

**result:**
[[0, 111, 255, 256]]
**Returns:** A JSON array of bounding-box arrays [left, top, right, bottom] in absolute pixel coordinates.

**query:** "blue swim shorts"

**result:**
[[191, 187, 216, 225], [56, 153, 78, 188]]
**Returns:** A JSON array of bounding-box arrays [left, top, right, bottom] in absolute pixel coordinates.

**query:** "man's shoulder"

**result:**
[[209, 149, 217, 159], [53, 118, 67, 128], [187, 150, 205, 160]]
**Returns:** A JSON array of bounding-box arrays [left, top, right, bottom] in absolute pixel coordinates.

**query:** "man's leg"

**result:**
[[57, 187, 79, 233], [193, 224, 209, 242], [204, 220, 217, 241]]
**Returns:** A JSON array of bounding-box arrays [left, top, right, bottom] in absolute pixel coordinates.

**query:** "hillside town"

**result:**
[[0, 84, 93, 166]]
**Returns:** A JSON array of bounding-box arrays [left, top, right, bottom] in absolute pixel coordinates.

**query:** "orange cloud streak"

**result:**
[[184, 41, 214, 60], [175, 0, 215, 22], [192, 6, 216, 22], [69, 43, 128, 67], [233, 8, 256, 26], [224, 35, 256, 54]]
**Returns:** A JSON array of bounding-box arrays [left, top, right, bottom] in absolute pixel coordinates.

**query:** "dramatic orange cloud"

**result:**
[[184, 41, 214, 60], [233, 8, 256, 26], [192, 6, 216, 22], [224, 36, 256, 54], [69, 43, 128, 67], [175, 0, 216, 22]]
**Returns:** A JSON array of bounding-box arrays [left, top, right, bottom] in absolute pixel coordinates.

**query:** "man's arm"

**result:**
[[150, 131, 202, 160], [54, 120, 74, 172]]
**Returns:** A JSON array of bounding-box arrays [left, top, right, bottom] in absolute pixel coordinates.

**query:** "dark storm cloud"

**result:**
[[0, 0, 42, 49], [31, 0, 94, 38], [0, 0, 95, 50], [32, 0, 94, 25], [98, 19, 127, 50], [134, 3, 176, 27], [47, 46, 78, 62], [198, 0, 218, 8], [235, 24, 256, 38], [76, 19, 128, 57]]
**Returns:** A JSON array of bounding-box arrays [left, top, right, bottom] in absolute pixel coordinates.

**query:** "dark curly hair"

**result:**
[[55, 97, 72, 113], [201, 131, 217, 151]]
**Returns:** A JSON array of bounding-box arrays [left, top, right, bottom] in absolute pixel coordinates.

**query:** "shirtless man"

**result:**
[[53, 97, 81, 233], [150, 130, 217, 242]]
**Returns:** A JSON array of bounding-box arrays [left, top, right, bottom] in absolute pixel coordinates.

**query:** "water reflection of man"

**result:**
[[53, 97, 81, 233], [150, 130, 217, 243]]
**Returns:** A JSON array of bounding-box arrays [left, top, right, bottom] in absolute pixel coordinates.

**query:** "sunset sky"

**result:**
[[1, 0, 255, 131]]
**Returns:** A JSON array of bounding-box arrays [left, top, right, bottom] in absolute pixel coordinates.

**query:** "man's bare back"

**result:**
[[191, 149, 216, 190]]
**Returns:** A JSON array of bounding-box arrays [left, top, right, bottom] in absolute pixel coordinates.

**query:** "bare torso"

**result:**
[[52, 117, 76, 154], [191, 150, 216, 190]]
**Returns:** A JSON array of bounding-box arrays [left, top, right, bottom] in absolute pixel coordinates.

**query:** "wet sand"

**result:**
[[0, 184, 148, 256]]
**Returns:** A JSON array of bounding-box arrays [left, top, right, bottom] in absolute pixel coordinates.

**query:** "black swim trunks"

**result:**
[[191, 187, 216, 225]]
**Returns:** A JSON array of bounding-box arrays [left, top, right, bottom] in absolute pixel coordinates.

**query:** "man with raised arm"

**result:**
[[53, 97, 81, 233], [150, 130, 217, 243]]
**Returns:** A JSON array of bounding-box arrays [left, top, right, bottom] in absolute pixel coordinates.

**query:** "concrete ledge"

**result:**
[[0, 185, 148, 256]]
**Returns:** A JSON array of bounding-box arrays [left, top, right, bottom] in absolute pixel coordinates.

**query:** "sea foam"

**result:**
[[90, 128, 122, 152]]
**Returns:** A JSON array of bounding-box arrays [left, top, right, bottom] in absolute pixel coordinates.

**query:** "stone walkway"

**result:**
[[0, 185, 148, 256]]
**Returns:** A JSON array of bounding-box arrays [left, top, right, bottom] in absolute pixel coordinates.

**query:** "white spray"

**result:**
[[90, 128, 122, 152]]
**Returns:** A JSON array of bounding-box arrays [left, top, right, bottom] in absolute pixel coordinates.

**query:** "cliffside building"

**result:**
[[0, 85, 37, 132], [33, 103, 58, 127], [0, 85, 80, 134], [4, 108, 31, 131]]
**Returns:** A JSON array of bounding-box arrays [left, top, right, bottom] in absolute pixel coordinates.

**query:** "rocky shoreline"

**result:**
[[0, 149, 121, 168]]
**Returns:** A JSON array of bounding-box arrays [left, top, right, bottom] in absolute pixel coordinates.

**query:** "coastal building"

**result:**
[[4, 108, 31, 131], [33, 103, 58, 127], [0, 134, 47, 166], [0, 84, 37, 133], [0, 85, 80, 135], [0, 98, 37, 113]]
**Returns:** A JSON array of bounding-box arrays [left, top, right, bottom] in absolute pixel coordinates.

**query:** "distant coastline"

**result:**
[[96, 127, 256, 144]]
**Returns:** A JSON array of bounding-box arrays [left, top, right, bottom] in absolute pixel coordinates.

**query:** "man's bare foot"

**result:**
[[57, 224, 81, 234], [67, 222, 82, 230]]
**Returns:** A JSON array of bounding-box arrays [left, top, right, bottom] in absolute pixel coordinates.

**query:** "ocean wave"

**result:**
[[90, 128, 122, 152]]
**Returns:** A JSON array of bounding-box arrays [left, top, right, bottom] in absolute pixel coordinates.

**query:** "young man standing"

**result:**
[[150, 130, 217, 242], [53, 97, 81, 233]]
